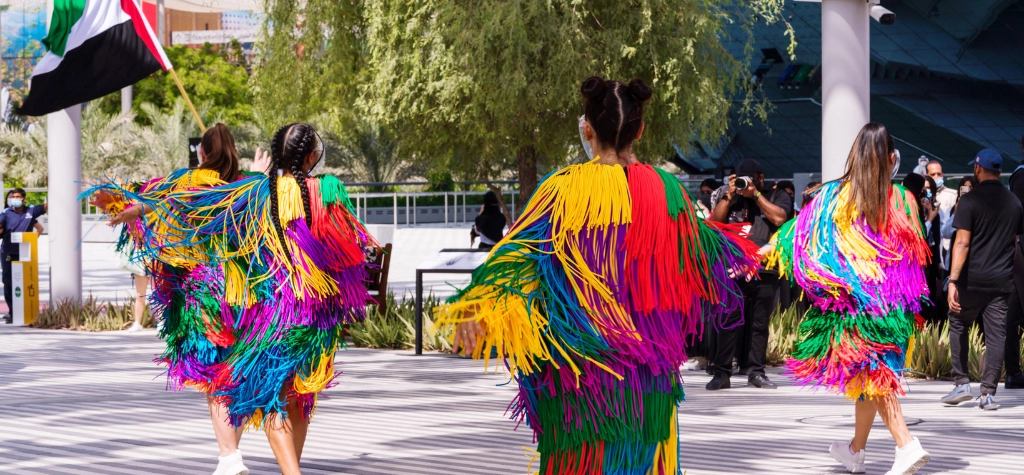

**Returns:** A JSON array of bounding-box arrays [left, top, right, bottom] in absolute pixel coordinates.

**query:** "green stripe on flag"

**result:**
[[42, 0, 87, 57]]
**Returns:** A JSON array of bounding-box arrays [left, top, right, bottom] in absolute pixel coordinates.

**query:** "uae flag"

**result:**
[[19, 0, 171, 116]]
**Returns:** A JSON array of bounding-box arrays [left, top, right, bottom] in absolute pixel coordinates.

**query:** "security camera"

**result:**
[[871, 5, 895, 25]]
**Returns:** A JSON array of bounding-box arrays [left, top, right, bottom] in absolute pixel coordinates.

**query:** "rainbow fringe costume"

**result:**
[[445, 161, 760, 475], [89, 171, 375, 429], [765, 181, 930, 400]]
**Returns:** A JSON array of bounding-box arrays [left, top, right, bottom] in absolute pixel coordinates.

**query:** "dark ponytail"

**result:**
[[580, 76, 652, 152], [198, 123, 240, 182], [268, 125, 290, 260]]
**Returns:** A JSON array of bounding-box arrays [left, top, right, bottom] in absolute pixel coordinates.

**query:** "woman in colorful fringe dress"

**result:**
[[765, 123, 931, 475], [93, 123, 374, 475], [93, 123, 259, 475], [447, 76, 761, 475]]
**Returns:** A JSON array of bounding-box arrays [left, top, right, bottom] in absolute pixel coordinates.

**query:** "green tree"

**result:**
[[99, 44, 253, 124], [257, 0, 782, 202]]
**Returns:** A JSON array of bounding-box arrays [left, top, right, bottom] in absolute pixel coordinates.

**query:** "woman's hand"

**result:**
[[110, 205, 144, 226], [250, 146, 272, 173], [452, 320, 485, 355]]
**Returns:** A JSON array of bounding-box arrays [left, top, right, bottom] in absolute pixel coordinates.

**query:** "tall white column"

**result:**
[[157, 0, 165, 45], [47, 106, 83, 303], [821, 0, 871, 182]]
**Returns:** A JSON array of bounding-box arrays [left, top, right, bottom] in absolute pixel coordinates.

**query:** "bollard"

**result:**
[[11, 232, 39, 326]]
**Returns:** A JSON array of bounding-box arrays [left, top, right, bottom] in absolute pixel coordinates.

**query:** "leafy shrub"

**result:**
[[32, 295, 149, 331], [347, 292, 452, 351], [767, 304, 801, 365]]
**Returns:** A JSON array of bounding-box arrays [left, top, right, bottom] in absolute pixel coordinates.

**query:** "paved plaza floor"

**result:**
[[1, 326, 1022, 474]]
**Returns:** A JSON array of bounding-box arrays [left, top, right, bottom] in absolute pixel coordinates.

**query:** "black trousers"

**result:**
[[712, 272, 779, 378], [2, 252, 16, 315], [1007, 290, 1023, 376], [949, 290, 1008, 395]]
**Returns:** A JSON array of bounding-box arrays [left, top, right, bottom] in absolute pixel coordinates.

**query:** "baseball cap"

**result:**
[[968, 149, 1002, 171], [736, 159, 763, 176]]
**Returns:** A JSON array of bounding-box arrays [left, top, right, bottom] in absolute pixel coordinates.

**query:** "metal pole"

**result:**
[[462, 192, 466, 224], [47, 106, 83, 304], [821, 0, 870, 182], [392, 192, 397, 227], [413, 195, 417, 225], [444, 193, 448, 228], [511, 192, 516, 221], [415, 271, 423, 355], [405, 195, 409, 226]]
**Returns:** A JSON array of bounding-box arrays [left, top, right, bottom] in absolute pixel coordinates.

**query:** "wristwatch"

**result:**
[[948, 279, 958, 285]]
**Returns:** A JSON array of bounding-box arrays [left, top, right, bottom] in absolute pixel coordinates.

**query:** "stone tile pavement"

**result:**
[[1, 326, 1022, 474]]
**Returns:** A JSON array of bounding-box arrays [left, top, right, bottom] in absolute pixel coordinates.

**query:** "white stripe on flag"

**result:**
[[33, 0, 131, 77]]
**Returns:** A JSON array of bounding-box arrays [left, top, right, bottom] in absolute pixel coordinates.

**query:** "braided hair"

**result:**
[[268, 123, 320, 259], [580, 76, 653, 152]]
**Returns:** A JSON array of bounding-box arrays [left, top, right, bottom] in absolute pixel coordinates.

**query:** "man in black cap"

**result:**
[[707, 159, 792, 390], [942, 149, 1024, 410]]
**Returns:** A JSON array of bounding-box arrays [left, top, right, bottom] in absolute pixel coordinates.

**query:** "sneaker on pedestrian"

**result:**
[[978, 394, 1000, 411], [127, 322, 144, 333], [940, 383, 972, 405], [705, 374, 731, 391], [885, 437, 930, 475], [1005, 372, 1024, 389], [683, 356, 708, 371], [748, 374, 778, 389], [212, 450, 249, 475], [829, 440, 865, 473]]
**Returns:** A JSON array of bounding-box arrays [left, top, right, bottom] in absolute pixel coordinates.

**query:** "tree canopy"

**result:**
[[99, 43, 254, 125], [256, 0, 783, 200]]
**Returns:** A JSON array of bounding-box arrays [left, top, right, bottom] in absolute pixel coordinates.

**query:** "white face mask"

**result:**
[[7, 198, 22, 208], [579, 115, 594, 160]]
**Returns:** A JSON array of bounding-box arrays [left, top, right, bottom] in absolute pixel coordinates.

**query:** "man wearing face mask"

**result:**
[[707, 159, 792, 390], [0, 188, 47, 323], [926, 160, 957, 272]]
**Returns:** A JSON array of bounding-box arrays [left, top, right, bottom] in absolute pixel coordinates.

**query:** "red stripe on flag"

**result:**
[[121, 0, 170, 70]]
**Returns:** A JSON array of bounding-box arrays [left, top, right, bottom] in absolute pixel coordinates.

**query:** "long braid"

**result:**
[[269, 124, 294, 261], [290, 127, 316, 228]]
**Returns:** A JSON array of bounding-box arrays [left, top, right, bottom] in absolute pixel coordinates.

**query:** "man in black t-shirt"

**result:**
[[1005, 137, 1024, 390], [944, 150, 1024, 410], [707, 159, 792, 390]]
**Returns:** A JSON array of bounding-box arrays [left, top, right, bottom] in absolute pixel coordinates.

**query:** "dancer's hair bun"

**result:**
[[628, 78, 653, 102], [580, 76, 607, 100]]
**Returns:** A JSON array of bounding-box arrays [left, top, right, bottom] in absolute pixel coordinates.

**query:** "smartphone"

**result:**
[[960, 186, 971, 195]]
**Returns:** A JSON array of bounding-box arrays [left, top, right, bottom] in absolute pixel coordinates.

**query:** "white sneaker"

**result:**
[[127, 322, 144, 332], [212, 450, 249, 475], [885, 438, 930, 475], [683, 356, 708, 371], [829, 440, 866, 473]]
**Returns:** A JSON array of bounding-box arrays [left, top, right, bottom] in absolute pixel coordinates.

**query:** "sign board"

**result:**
[[172, 29, 258, 45], [11, 232, 38, 326]]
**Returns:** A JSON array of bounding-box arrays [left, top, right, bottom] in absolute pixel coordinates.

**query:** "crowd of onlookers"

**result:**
[[687, 140, 1024, 408]]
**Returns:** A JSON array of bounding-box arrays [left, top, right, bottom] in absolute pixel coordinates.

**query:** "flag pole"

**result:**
[[168, 68, 206, 133]]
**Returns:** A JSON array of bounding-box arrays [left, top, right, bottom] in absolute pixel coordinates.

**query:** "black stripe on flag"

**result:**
[[19, 20, 163, 117]]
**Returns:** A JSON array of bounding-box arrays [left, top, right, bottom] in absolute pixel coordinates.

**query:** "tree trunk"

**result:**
[[516, 145, 538, 209]]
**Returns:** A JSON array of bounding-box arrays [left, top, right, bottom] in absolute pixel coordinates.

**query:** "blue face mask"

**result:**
[[925, 189, 932, 200], [7, 198, 22, 208]]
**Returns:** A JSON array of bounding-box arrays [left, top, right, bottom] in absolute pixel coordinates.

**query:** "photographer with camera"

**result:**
[[707, 159, 792, 390]]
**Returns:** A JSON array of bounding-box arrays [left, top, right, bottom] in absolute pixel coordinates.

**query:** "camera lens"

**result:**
[[735, 177, 749, 190]]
